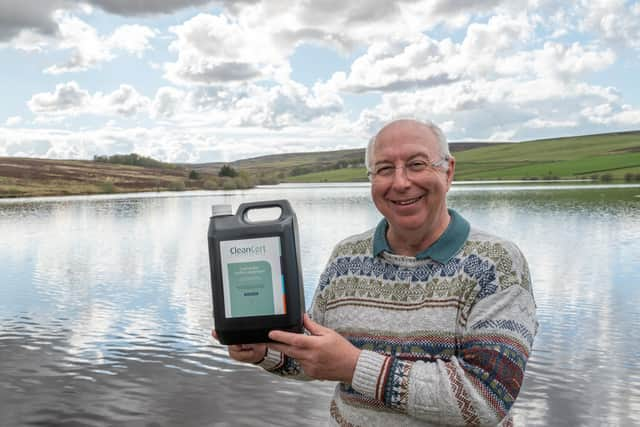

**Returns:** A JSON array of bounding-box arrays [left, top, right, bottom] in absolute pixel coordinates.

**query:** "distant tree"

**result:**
[[188, 169, 201, 180], [218, 164, 238, 177], [289, 166, 312, 176], [92, 153, 171, 169]]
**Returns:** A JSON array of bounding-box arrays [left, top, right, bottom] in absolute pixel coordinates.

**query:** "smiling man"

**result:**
[[218, 119, 538, 426]]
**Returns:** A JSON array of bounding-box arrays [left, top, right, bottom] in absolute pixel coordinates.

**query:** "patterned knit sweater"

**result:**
[[259, 210, 538, 426]]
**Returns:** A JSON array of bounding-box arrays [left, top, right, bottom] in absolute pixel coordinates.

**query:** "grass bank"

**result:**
[[286, 131, 640, 183]]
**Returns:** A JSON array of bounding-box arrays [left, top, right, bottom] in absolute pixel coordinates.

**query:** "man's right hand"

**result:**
[[212, 330, 268, 364]]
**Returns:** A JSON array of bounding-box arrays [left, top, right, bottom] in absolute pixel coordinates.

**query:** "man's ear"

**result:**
[[446, 156, 456, 188]]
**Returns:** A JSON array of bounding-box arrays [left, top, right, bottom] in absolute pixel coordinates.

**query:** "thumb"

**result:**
[[303, 313, 327, 336]]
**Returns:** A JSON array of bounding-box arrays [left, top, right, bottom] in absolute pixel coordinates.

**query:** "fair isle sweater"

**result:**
[[259, 210, 538, 426]]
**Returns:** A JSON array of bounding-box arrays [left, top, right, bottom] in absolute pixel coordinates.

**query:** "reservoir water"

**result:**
[[1, 182, 639, 426]]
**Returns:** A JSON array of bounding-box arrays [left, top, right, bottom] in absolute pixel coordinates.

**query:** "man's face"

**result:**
[[370, 122, 454, 235]]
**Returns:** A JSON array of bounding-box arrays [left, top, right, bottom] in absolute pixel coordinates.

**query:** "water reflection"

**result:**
[[1, 183, 639, 426]]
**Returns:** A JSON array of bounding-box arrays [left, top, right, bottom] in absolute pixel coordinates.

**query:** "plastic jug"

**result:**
[[208, 200, 304, 344]]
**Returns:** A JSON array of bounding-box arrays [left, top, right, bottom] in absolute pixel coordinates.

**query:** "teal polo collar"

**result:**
[[372, 208, 470, 264]]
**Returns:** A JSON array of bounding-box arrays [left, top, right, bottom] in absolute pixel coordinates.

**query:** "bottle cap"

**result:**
[[211, 204, 233, 217]]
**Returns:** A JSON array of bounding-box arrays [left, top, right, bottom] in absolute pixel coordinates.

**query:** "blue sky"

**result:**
[[1, 0, 639, 163]]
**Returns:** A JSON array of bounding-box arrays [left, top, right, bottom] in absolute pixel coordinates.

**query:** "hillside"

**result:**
[[454, 131, 640, 181], [285, 131, 640, 183], [1, 132, 638, 198], [191, 142, 500, 181], [0, 157, 229, 198], [191, 148, 366, 182]]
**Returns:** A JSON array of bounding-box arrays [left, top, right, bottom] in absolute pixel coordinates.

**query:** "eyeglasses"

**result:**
[[367, 157, 449, 181]]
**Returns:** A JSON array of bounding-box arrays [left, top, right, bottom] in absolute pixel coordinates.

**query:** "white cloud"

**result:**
[[328, 35, 461, 93], [28, 82, 150, 118], [353, 73, 637, 142], [229, 80, 343, 129], [582, 103, 640, 125], [151, 87, 186, 119], [164, 13, 286, 85], [524, 118, 579, 129], [100, 85, 150, 117], [162, 2, 531, 87], [27, 78, 342, 129], [44, 14, 156, 74], [580, 0, 640, 50], [0, 122, 362, 162], [7, 29, 51, 52], [532, 42, 616, 79], [329, 13, 613, 98], [161, 79, 344, 129], [461, 13, 533, 56], [44, 15, 111, 74], [5, 116, 23, 126], [108, 24, 157, 56], [28, 81, 91, 114]]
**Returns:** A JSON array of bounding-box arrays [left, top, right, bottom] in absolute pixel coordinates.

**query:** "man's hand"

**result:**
[[211, 330, 267, 364], [268, 314, 361, 384]]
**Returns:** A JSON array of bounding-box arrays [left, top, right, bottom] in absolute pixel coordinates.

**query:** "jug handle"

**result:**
[[236, 199, 294, 223]]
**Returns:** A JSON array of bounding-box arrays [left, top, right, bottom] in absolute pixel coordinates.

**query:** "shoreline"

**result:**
[[3, 180, 640, 202]]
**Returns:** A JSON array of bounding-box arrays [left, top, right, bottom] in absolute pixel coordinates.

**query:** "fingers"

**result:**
[[268, 315, 327, 345], [268, 342, 304, 360], [302, 314, 327, 335], [228, 343, 267, 363], [211, 329, 218, 340], [268, 329, 310, 346]]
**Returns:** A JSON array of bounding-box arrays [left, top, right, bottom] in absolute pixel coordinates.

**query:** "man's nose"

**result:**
[[391, 165, 411, 188]]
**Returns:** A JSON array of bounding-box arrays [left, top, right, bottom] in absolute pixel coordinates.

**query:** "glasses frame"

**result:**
[[367, 156, 450, 182]]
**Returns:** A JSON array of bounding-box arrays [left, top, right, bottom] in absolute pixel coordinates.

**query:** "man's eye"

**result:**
[[375, 166, 395, 175], [407, 161, 428, 171]]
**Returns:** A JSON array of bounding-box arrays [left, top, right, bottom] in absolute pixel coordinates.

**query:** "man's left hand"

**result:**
[[268, 314, 361, 384]]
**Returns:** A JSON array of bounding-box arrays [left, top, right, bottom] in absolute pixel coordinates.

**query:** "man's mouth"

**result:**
[[390, 195, 424, 206]]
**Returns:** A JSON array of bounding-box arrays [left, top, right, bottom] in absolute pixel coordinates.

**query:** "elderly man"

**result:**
[[219, 119, 538, 426]]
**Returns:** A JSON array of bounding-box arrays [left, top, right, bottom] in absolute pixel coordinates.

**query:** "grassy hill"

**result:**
[[190, 148, 367, 184], [1, 131, 638, 198], [0, 157, 246, 198], [192, 142, 501, 183], [285, 131, 640, 183], [454, 131, 640, 181]]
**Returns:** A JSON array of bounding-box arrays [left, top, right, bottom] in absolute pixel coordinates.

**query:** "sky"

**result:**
[[1, 0, 640, 163]]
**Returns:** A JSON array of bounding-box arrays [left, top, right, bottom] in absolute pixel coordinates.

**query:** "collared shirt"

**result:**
[[372, 208, 470, 264]]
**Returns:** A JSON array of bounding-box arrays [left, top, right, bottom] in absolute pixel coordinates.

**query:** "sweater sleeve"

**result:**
[[351, 256, 538, 425]]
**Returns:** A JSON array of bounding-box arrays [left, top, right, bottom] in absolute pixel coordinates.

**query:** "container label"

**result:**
[[220, 237, 286, 318]]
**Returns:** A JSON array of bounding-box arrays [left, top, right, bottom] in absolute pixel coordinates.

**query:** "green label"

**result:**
[[227, 261, 275, 317]]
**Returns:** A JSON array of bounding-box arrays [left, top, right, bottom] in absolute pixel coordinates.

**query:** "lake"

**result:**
[[1, 182, 639, 426]]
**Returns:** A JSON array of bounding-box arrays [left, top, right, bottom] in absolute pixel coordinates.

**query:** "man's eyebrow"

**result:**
[[374, 153, 431, 165], [407, 153, 431, 161]]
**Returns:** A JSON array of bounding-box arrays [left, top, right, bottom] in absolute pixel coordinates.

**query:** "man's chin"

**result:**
[[387, 216, 425, 232]]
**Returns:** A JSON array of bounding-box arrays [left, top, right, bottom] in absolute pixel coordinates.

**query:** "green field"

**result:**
[[286, 131, 640, 182]]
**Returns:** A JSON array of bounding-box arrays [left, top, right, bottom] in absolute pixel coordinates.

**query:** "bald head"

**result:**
[[365, 119, 450, 172]]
